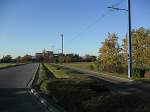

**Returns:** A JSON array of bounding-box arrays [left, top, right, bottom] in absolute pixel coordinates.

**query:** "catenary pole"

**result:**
[[61, 33, 64, 54], [127, 0, 132, 79], [108, 0, 132, 79]]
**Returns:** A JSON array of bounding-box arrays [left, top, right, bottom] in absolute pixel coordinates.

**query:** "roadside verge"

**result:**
[[51, 63, 133, 84], [29, 63, 66, 112], [0, 63, 26, 70]]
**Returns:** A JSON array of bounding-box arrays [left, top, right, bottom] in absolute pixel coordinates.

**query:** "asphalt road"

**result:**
[[0, 63, 48, 112], [0, 63, 38, 88]]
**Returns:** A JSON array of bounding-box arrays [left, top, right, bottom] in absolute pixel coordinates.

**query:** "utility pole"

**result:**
[[127, 0, 132, 79], [108, 0, 132, 79], [61, 33, 64, 54]]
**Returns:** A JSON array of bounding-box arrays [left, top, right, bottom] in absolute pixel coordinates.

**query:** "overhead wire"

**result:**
[[69, 0, 125, 42]]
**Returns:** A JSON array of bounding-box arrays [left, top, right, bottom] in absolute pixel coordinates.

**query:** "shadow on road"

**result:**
[[0, 88, 44, 112]]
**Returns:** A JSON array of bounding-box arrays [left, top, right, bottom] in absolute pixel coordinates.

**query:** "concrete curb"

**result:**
[[29, 63, 66, 112], [25, 63, 40, 88]]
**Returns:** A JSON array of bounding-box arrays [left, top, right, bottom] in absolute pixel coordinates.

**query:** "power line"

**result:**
[[69, 0, 124, 41], [108, 6, 128, 11], [70, 10, 114, 41]]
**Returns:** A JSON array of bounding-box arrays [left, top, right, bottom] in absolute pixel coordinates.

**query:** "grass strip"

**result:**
[[63, 62, 128, 78], [0, 63, 26, 70], [37, 63, 150, 112]]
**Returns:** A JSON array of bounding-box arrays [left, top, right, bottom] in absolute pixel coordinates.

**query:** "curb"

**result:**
[[29, 63, 66, 112], [26, 63, 40, 88]]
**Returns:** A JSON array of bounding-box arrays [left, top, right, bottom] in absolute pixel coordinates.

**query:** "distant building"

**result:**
[[35, 53, 44, 57], [35, 50, 54, 62]]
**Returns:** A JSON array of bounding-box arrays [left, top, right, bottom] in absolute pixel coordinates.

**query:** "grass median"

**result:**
[[0, 63, 16, 68], [62, 62, 128, 78], [0, 63, 24, 70], [36, 63, 150, 112]]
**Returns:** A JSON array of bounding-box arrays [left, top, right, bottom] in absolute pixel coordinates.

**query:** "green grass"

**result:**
[[63, 62, 96, 71], [40, 79, 110, 112], [0, 63, 17, 69], [63, 62, 128, 79], [45, 63, 71, 79], [37, 63, 150, 112], [36, 63, 49, 87], [38, 63, 110, 112]]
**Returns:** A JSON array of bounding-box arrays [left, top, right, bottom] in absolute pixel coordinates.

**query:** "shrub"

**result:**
[[133, 67, 145, 78], [89, 65, 95, 70], [116, 66, 128, 74]]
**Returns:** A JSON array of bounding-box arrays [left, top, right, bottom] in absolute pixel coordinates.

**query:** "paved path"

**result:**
[[0, 63, 48, 112]]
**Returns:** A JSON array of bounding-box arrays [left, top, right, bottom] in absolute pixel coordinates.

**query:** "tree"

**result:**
[[72, 54, 80, 62], [15, 56, 22, 63], [1, 55, 12, 63], [65, 54, 73, 62], [83, 54, 96, 62], [122, 34, 128, 66], [58, 54, 65, 63], [131, 27, 150, 68], [21, 55, 32, 62], [98, 33, 121, 72], [64, 54, 80, 62], [98, 27, 150, 75]]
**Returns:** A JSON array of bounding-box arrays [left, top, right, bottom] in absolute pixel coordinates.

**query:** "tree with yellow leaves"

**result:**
[[98, 33, 121, 72]]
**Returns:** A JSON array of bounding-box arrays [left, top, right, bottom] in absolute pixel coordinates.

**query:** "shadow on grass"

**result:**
[[40, 64, 150, 112], [40, 78, 150, 112], [42, 63, 56, 78]]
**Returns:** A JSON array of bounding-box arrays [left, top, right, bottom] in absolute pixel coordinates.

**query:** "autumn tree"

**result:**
[[21, 55, 32, 62], [131, 27, 150, 68], [98, 27, 150, 75], [122, 34, 128, 66], [98, 33, 121, 72]]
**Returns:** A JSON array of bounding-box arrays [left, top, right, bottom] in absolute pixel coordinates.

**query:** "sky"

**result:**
[[0, 0, 150, 58]]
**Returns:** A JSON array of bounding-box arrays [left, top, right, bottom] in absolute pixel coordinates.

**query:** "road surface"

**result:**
[[0, 63, 48, 112]]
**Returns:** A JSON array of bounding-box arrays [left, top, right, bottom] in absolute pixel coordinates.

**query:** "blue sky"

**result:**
[[0, 0, 150, 58]]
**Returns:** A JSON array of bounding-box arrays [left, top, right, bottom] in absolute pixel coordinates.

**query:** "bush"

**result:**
[[103, 65, 116, 73], [133, 68, 145, 78], [116, 66, 128, 74], [89, 65, 94, 70]]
